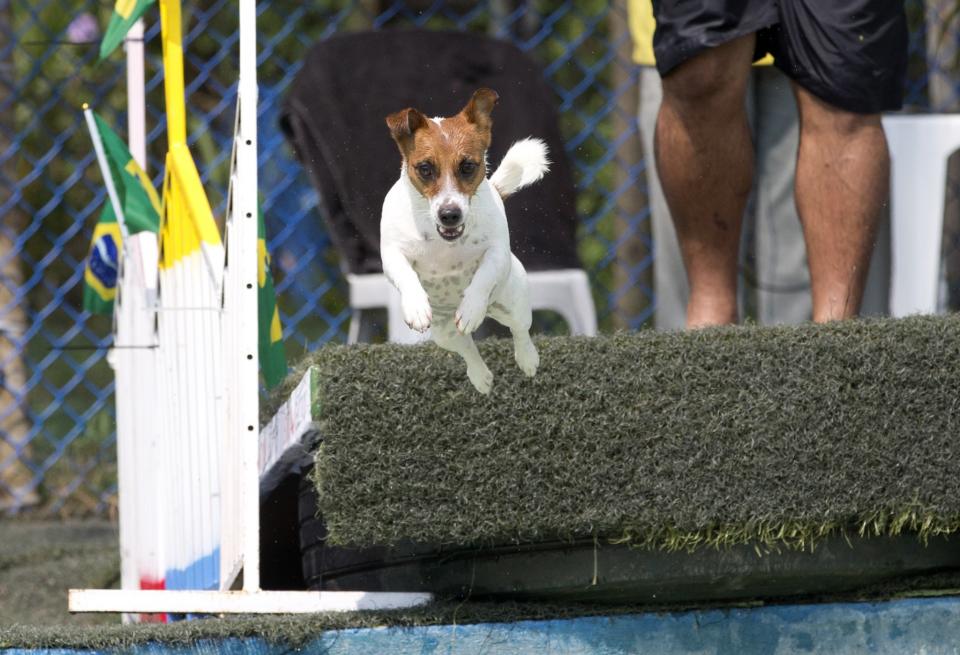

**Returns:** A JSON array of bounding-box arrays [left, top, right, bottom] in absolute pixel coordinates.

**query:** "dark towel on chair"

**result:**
[[281, 29, 582, 274]]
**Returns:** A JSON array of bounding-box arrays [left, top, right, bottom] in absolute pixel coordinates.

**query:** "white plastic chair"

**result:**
[[882, 114, 960, 316], [347, 270, 598, 344]]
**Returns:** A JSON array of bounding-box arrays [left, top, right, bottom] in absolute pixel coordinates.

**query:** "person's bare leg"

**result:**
[[792, 86, 888, 322], [655, 35, 756, 327]]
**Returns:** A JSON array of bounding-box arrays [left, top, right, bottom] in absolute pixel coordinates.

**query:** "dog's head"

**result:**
[[386, 88, 498, 242]]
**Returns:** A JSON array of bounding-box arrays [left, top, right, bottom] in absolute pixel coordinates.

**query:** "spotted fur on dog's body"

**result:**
[[380, 88, 548, 393]]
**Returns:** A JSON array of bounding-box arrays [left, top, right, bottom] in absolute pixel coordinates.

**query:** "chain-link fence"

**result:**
[[2, 0, 959, 517]]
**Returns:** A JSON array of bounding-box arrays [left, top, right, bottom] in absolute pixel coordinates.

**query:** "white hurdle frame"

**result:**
[[69, 0, 431, 616], [220, 0, 261, 594]]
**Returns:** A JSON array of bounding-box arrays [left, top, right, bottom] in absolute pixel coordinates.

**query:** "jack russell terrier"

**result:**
[[380, 88, 548, 394]]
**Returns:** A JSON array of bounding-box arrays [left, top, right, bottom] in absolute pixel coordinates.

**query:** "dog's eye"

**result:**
[[415, 162, 434, 180], [459, 160, 477, 177]]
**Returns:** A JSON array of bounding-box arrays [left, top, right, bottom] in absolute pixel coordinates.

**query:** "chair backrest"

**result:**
[[882, 114, 960, 316], [280, 29, 582, 275]]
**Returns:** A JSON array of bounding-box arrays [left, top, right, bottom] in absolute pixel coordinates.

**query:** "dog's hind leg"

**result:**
[[488, 264, 539, 378], [490, 303, 539, 377], [432, 318, 494, 394]]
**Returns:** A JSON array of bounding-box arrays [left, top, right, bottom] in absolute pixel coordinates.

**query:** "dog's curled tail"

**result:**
[[490, 138, 550, 200]]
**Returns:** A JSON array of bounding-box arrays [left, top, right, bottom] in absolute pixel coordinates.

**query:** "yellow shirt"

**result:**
[[628, 0, 773, 67]]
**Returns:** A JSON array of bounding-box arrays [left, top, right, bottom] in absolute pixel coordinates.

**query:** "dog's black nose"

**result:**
[[438, 205, 462, 227]]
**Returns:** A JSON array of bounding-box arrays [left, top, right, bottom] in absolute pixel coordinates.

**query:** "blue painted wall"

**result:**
[[8, 596, 960, 655]]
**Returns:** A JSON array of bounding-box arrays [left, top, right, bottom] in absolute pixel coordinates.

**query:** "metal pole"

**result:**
[[83, 105, 130, 241], [126, 19, 147, 169]]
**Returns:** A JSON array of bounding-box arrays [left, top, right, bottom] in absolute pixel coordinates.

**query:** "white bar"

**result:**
[[69, 590, 433, 614], [125, 19, 147, 170], [237, 0, 261, 594], [219, 138, 243, 588]]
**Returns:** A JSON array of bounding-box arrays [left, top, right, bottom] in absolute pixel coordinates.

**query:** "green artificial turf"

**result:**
[[292, 315, 960, 550], [0, 521, 120, 627]]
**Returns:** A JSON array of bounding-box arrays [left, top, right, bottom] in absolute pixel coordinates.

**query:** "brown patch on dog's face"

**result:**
[[385, 88, 499, 203]]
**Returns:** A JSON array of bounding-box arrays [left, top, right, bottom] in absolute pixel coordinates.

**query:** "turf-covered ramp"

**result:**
[[290, 315, 960, 553]]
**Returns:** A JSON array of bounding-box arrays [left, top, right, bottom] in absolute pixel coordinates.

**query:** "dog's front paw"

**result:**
[[467, 360, 494, 394], [402, 291, 432, 332], [455, 293, 488, 335]]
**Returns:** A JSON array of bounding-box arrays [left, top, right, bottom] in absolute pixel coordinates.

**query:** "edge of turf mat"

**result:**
[[0, 602, 688, 649], [287, 315, 960, 551], [6, 591, 960, 650]]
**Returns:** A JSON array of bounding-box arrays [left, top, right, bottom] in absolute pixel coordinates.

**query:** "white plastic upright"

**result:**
[[347, 269, 597, 343], [110, 232, 162, 623], [527, 269, 598, 336], [220, 0, 262, 593], [882, 114, 960, 317]]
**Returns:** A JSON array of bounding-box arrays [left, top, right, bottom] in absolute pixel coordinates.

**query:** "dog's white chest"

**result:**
[[381, 174, 509, 318], [414, 241, 485, 314]]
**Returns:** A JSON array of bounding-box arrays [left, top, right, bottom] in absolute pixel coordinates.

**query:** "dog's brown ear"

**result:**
[[386, 107, 428, 155], [462, 88, 499, 131]]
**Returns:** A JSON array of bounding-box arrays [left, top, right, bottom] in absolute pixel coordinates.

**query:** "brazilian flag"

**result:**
[[83, 204, 124, 315], [99, 0, 155, 60], [83, 110, 161, 314], [258, 208, 288, 389]]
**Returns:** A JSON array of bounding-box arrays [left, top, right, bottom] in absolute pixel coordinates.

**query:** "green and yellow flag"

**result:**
[[83, 109, 161, 314], [99, 0, 155, 60], [83, 204, 123, 314], [258, 208, 287, 389]]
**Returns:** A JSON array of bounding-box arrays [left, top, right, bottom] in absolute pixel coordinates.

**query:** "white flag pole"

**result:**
[[126, 19, 147, 170], [83, 104, 131, 243]]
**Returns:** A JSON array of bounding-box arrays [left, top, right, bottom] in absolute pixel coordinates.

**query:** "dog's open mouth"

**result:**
[[437, 224, 465, 241]]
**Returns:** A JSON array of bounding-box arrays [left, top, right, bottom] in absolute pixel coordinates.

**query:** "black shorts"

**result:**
[[651, 0, 908, 114]]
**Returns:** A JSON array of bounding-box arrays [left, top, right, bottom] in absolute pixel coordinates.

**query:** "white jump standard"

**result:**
[[69, 0, 430, 616]]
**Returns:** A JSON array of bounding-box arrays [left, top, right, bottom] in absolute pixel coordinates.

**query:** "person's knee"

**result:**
[[661, 38, 753, 114], [797, 90, 883, 138], [822, 112, 881, 140]]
